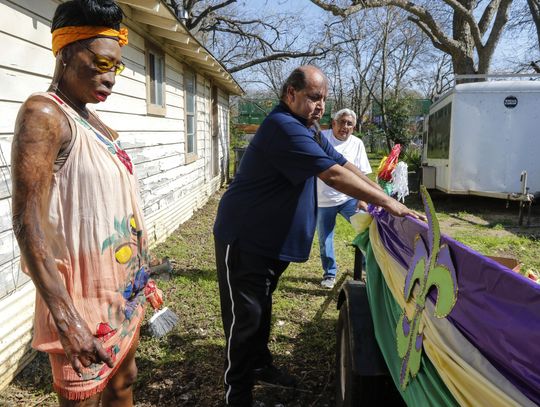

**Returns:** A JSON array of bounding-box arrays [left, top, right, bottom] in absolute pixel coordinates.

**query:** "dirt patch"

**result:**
[[410, 192, 540, 268]]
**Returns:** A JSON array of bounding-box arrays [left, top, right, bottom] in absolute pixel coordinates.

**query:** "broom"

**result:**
[[144, 280, 179, 338]]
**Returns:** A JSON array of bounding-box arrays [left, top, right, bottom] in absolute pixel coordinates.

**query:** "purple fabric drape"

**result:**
[[373, 211, 540, 405]]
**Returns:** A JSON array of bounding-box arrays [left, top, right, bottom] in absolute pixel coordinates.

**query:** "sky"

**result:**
[[247, 0, 325, 19]]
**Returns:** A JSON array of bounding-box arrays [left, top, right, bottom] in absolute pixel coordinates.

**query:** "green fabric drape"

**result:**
[[353, 231, 458, 407]]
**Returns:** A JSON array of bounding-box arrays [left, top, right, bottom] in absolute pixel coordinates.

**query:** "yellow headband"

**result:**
[[52, 26, 128, 56]]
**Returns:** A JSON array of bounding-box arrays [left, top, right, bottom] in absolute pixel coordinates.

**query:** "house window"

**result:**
[[185, 69, 197, 160], [145, 43, 166, 115]]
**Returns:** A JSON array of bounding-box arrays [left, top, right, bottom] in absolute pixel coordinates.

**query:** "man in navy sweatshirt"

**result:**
[[213, 65, 420, 407]]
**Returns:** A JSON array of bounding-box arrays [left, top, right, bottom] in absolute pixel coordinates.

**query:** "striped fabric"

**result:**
[[352, 212, 539, 407]]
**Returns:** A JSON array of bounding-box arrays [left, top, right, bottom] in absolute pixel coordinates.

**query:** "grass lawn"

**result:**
[[132, 190, 353, 406], [1, 157, 539, 406]]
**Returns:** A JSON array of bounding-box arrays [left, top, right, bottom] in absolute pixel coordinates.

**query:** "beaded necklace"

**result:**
[[50, 90, 133, 174]]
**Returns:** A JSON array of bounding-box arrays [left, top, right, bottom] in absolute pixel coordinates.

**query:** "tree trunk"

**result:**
[[380, 23, 392, 152], [451, 1, 478, 82], [309, 0, 514, 80], [452, 54, 478, 82]]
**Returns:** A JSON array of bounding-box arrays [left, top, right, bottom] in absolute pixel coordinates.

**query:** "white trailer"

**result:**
[[422, 78, 540, 222]]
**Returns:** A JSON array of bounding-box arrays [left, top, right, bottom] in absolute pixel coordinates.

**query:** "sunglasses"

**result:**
[[83, 45, 125, 75]]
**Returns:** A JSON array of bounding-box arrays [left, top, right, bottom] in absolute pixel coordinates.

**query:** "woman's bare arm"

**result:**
[[12, 96, 113, 375]]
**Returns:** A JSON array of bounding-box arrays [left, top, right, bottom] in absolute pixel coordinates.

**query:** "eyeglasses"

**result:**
[[336, 119, 354, 127], [83, 45, 125, 75]]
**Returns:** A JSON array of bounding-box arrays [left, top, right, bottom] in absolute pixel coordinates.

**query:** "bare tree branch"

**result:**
[[185, 0, 237, 31], [408, 16, 448, 53], [308, 0, 363, 16], [169, 0, 344, 73], [203, 15, 281, 49], [228, 50, 328, 73], [478, 0, 512, 72], [440, 0, 484, 50], [527, 0, 540, 48], [309, 0, 516, 75], [478, 0, 502, 35], [311, 1, 462, 56]]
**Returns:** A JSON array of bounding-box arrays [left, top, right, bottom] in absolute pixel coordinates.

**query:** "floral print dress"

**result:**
[[22, 92, 150, 400]]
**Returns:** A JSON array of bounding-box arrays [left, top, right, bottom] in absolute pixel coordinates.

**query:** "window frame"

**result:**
[[145, 41, 166, 116], [184, 68, 197, 163], [427, 102, 452, 159]]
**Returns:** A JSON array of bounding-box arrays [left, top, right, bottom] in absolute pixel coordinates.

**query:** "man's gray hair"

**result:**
[[333, 108, 357, 124], [280, 68, 308, 100]]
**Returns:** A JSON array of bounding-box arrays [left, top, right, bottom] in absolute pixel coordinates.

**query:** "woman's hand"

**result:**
[[56, 317, 114, 376], [51, 262, 114, 374]]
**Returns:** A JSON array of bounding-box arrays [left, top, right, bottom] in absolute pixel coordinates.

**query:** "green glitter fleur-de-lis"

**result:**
[[395, 186, 458, 389]]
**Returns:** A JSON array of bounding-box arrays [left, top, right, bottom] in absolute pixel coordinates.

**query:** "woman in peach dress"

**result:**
[[12, 1, 151, 405]]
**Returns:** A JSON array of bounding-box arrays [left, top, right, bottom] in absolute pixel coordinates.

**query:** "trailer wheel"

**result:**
[[335, 300, 406, 407], [336, 302, 362, 407]]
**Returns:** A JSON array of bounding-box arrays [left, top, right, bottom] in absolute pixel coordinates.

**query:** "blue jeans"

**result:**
[[317, 199, 358, 278]]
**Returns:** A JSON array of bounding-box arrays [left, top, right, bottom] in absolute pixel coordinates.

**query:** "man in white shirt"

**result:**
[[317, 108, 372, 288]]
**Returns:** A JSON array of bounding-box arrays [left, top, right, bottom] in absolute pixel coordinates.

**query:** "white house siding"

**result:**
[[0, 0, 233, 392], [0, 0, 58, 390], [112, 30, 231, 244], [0, 283, 35, 393]]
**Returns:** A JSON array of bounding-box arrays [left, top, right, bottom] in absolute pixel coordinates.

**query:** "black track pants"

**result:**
[[215, 237, 289, 407]]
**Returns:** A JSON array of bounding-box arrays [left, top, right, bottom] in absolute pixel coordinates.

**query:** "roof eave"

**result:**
[[116, 0, 244, 96]]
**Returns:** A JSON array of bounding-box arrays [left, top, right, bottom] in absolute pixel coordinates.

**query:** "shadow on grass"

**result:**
[[248, 316, 338, 407], [135, 331, 225, 407], [3, 351, 56, 405], [169, 267, 217, 283], [281, 275, 322, 285], [248, 274, 349, 407], [284, 291, 341, 407], [407, 189, 540, 233], [277, 284, 336, 298], [447, 213, 540, 233]]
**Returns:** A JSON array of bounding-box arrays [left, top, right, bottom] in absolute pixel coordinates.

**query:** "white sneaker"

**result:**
[[321, 277, 335, 289]]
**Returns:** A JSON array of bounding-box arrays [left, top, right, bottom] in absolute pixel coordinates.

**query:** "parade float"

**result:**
[[335, 145, 540, 407]]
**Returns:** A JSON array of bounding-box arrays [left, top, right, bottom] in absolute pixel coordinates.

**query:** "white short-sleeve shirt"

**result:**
[[317, 129, 372, 207]]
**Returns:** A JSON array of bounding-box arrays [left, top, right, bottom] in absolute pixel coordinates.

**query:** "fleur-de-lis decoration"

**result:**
[[396, 186, 458, 389]]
